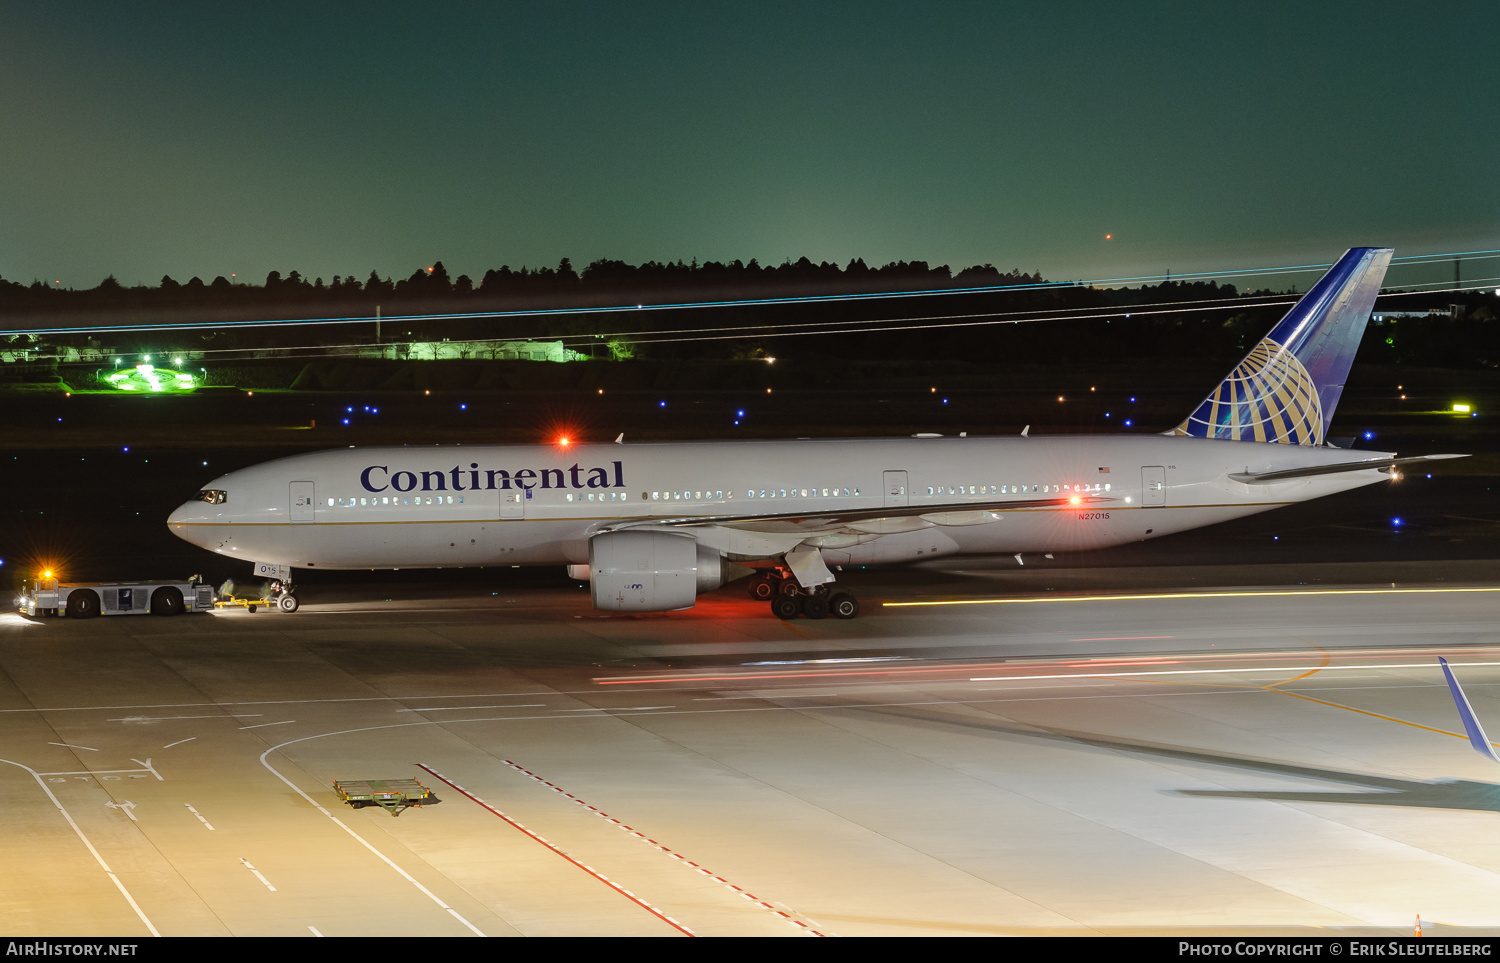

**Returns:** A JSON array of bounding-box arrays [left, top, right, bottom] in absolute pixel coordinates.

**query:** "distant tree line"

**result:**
[[0, 256, 1044, 310], [0, 255, 1493, 369]]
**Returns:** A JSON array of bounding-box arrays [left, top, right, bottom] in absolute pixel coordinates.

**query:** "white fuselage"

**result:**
[[167, 434, 1395, 571]]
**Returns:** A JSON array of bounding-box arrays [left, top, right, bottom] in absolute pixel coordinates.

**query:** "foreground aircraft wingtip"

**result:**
[[1438, 657, 1500, 764]]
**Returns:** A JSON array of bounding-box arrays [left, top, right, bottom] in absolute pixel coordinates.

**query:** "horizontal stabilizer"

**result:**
[[1228, 453, 1467, 484], [1438, 657, 1500, 764]]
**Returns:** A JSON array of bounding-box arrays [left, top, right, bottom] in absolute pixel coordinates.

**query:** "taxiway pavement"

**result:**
[[5, 560, 1500, 937]]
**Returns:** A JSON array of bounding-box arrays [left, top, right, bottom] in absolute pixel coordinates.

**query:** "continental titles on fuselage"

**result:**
[[360, 461, 625, 494]]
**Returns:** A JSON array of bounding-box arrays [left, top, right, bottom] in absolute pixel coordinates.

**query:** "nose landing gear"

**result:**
[[262, 577, 301, 613]]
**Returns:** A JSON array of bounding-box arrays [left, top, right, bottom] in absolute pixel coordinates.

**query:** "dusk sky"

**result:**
[[3, 2, 1496, 291]]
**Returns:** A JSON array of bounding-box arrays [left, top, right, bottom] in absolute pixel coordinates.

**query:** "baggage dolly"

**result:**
[[333, 777, 433, 815]]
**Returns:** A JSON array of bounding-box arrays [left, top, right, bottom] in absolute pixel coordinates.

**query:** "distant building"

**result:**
[[1370, 305, 1466, 322], [360, 340, 573, 362]]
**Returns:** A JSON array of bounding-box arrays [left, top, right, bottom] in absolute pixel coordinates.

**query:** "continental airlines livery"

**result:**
[[169, 248, 1463, 618]]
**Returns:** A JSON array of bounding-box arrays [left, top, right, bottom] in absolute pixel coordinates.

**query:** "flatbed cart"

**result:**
[[333, 778, 433, 815]]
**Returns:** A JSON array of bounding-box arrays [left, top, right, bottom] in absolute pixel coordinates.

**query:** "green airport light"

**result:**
[[104, 363, 196, 393]]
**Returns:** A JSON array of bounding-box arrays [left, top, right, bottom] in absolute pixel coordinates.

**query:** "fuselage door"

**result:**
[[290, 481, 316, 523], [883, 470, 909, 508], [1142, 466, 1166, 508], [500, 489, 526, 519]]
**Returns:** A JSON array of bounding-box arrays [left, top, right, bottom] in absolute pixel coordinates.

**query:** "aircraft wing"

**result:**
[[1438, 657, 1500, 764], [600, 492, 1113, 536], [1228, 453, 1467, 484], [599, 492, 1113, 586]]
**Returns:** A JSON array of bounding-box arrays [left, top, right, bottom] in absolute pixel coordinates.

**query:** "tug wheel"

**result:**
[[66, 590, 100, 619], [150, 587, 183, 616]]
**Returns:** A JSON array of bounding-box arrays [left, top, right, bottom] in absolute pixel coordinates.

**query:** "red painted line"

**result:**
[[416, 764, 695, 937], [499, 759, 827, 937]]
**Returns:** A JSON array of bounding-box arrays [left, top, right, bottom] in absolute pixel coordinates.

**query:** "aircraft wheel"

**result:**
[[150, 587, 184, 616], [777, 579, 801, 596], [66, 590, 100, 619], [770, 594, 801, 620], [278, 594, 300, 613], [830, 593, 860, 619], [801, 595, 829, 620], [747, 576, 779, 601]]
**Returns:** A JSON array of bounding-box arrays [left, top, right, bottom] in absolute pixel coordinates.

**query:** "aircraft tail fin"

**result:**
[[1172, 247, 1393, 445], [1438, 657, 1500, 764]]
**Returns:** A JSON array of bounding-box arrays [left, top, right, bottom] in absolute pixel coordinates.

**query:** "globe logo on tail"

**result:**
[[1173, 338, 1324, 446]]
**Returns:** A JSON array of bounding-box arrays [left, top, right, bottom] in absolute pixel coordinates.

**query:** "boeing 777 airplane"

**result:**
[[167, 248, 1463, 618]]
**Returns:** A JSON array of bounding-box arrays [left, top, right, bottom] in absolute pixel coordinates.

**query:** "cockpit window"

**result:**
[[194, 490, 228, 505]]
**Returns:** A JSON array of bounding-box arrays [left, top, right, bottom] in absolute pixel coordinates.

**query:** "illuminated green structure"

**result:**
[[105, 363, 196, 392]]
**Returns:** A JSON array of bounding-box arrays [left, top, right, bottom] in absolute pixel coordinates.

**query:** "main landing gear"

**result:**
[[747, 572, 860, 620]]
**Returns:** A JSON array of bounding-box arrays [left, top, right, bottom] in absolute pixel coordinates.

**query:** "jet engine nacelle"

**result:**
[[588, 530, 738, 612]]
